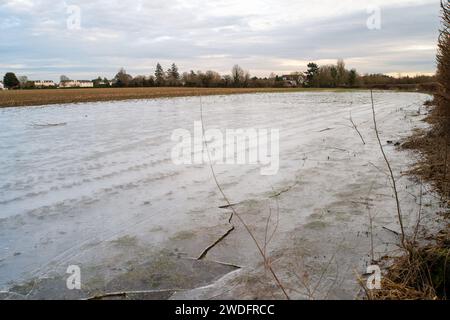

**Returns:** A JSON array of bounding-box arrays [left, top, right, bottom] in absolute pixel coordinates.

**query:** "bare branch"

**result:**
[[370, 90, 406, 248], [349, 110, 366, 145], [199, 97, 290, 300]]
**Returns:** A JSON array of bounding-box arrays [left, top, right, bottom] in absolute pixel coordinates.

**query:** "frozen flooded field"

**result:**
[[0, 91, 442, 299]]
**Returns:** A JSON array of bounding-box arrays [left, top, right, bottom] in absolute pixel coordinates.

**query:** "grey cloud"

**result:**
[[0, 0, 441, 80]]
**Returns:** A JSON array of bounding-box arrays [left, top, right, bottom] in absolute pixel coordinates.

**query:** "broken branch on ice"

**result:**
[[30, 122, 67, 128], [349, 111, 366, 145]]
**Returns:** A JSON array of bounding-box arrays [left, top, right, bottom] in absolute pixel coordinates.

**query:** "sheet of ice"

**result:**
[[0, 91, 441, 299]]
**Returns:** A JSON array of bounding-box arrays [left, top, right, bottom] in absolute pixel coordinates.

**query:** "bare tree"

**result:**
[[232, 65, 245, 87], [114, 68, 132, 87], [336, 59, 347, 86]]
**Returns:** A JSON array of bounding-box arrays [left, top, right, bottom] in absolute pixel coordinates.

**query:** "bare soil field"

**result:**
[[0, 87, 348, 108]]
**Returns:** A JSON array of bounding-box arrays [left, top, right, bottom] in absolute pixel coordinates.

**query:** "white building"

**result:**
[[0, 82, 4, 90], [59, 80, 94, 88], [33, 80, 56, 88], [78, 80, 94, 88]]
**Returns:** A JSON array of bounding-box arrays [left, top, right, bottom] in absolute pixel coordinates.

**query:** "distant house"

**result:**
[[78, 80, 94, 88], [283, 80, 297, 87], [280, 76, 298, 87], [33, 80, 56, 88], [281, 75, 296, 81], [281, 74, 305, 87], [0, 81, 4, 90], [94, 80, 112, 87], [59, 80, 94, 88], [59, 80, 75, 88]]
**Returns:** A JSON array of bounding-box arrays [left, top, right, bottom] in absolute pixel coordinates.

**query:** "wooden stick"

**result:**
[[370, 90, 406, 248]]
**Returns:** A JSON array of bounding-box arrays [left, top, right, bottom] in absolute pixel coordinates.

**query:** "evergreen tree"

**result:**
[[3, 72, 19, 89], [170, 63, 179, 80], [348, 69, 358, 87], [330, 66, 338, 87], [155, 63, 165, 86], [304, 63, 319, 87]]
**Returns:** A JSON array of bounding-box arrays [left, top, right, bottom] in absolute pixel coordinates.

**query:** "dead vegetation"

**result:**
[[348, 110, 366, 145], [366, 231, 449, 300], [365, 2, 450, 300], [402, 1, 450, 200], [402, 122, 450, 201], [371, 90, 406, 248], [199, 97, 290, 299]]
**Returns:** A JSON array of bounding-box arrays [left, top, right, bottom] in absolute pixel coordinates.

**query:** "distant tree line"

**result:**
[[110, 64, 256, 88], [303, 59, 436, 89], [107, 61, 436, 89], [2, 60, 436, 90]]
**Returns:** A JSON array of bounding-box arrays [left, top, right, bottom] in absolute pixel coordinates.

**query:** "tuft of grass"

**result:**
[[110, 235, 138, 247], [366, 232, 449, 300]]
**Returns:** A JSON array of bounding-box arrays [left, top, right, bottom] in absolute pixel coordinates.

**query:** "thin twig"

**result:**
[[311, 247, 340, 298], [356, 271, 372, 300], [383, 226, 400, 235], [413, 182, 423, 243], [349, 110, 366, 145], [367, 161, 390, 178], [366, 180, 376, 262], [266, 191, 281, 250], [370, 90, 406, 248], [263, 204, 273, 261], [197, 225, 235, 260], [199, 97, 290, 300], [87, 288, 185, 300]]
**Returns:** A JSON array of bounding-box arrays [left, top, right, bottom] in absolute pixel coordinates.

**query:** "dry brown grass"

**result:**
[[0, 87, 330, 108], [402, 117, 450, 201], [369, 2, 450, 300], [402, 1, 450, 200], [366, 230, 450, 300]]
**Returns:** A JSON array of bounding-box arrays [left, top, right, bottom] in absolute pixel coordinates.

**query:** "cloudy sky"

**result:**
[[0, 0, 442, 81]]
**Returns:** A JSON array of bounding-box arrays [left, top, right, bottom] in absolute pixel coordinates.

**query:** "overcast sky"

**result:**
[[0, 0, 442, 81]]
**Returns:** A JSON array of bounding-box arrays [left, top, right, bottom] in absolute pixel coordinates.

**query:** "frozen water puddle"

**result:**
[[0, 91, 444, 300]]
